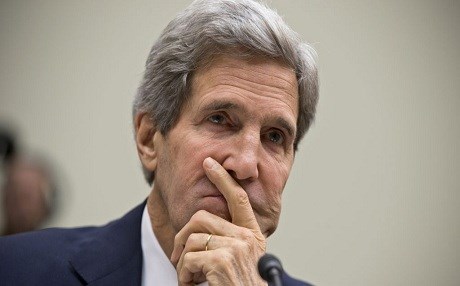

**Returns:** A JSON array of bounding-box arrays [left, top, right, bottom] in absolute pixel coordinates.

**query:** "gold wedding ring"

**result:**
[[205, 234, 213, 251]]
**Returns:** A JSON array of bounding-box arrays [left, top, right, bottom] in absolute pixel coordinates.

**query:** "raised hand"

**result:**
[[171, 157, 268, 286]]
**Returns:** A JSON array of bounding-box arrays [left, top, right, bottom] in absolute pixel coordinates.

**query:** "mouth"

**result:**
[[199, 178, 225, 199], [202, 193, 227, 204], [199, 192, 230, 220]]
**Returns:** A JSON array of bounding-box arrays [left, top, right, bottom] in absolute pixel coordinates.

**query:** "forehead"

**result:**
[[188, 55, 299, 121]]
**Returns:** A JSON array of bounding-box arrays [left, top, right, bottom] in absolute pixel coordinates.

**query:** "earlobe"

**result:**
[[135, 113, 158, 172]]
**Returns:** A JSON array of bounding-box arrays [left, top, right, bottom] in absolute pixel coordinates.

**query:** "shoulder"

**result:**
[[0, 227, 97, 285], [0, 202, 145, 285], [0, 226, 96, 259]]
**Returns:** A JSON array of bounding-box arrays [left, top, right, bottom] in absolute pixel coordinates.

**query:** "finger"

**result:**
[[178, 241, 267, 286], [176, 234, 236, 277], [178, 249, 230, 286], [203, 157, 260, 231], [178, 251, 205, 286], [175, 233, 210, 269], [171, 210, 240, 264]]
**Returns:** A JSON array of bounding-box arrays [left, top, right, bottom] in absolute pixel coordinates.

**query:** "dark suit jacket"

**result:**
[[0, 202, 311, 286]]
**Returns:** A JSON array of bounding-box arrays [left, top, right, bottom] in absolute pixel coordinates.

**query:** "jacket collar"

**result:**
[[69, 201, 146, 285]]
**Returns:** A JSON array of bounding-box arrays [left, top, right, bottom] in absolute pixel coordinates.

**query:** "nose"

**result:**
[[221, 132, 260, 181]]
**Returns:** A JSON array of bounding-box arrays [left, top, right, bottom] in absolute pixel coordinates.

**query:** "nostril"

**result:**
[[226, 169, 255, 186], [226, 169, 238, 180]]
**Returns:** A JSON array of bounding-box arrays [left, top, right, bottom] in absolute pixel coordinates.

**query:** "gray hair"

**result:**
[[133, 0, 319, 185]]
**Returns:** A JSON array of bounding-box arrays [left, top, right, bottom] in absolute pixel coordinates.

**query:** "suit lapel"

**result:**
[[69, 201, 146, 285]]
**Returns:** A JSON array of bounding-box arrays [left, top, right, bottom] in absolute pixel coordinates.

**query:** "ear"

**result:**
[[135, 113, 159, 172]]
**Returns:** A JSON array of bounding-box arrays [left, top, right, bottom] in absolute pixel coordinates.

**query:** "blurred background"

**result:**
[[0, 0, 459, 285]]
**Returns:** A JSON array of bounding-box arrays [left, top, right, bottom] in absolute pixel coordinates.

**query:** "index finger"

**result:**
[[203, 157, 260, 231]]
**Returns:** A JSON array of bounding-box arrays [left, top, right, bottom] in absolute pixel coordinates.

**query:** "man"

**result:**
[[0, 0, 318, 285]]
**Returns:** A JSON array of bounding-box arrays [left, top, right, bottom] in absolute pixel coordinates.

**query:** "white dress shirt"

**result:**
[[141, 206, 208, 286]]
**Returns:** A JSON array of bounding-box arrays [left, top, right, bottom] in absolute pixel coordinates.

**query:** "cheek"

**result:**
[[182, 135, 228, 164], [165, 134, 225, 195], [256, 157, 292, 213], [264, 155, 292, 192]]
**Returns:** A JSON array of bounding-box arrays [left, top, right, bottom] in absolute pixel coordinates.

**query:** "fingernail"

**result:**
[[203, 157, 217, 170]]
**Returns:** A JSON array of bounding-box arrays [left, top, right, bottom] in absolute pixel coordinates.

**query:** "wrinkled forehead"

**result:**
[[190, 54, 298, 107]]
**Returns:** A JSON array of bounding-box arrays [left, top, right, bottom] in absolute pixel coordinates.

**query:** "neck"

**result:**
[[147, 189, 176, 260]]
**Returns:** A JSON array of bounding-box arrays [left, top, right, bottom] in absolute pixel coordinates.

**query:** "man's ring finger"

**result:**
[[205, 234, 213, 251]]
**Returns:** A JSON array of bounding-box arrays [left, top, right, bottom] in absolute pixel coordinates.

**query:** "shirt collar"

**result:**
[[141, 205, 177, 286], [141, 205, 209, 286]]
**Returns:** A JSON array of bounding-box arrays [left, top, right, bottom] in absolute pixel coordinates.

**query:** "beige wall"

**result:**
[[1, 1, 459, 285]]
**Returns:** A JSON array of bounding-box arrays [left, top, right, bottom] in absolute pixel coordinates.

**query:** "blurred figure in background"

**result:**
[[0, 128, 58, 236], [0, 128, 17, 166], [1, 155, 58, 236]]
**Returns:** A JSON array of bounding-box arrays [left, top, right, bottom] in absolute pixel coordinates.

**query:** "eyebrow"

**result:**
[[201, 100, 239, 113], [201, 100, 296, 137], [275, 117, 295, 138]]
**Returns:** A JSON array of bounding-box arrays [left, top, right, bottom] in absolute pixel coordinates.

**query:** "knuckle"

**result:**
[[239, 228, 254, 242], [190, 210, 207, 224], [209, 252, 221, 265], [218, 249, 234, 265], [232, 240, 248, 256], [183, 251, 192, 263], [235, 191, 250, 206], [186, 233, 200, 246], [215, 168, 228, 181], [173, 232, 182, 245], [211, 163, 229, 178]]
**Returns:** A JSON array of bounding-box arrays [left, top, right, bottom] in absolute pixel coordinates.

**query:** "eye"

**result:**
[[266, 130, 285, 145], [208, 114, 226, 124]]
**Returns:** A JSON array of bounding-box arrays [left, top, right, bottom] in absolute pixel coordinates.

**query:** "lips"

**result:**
[[202, 193, 227, 204], [197, 177, 222, 197], [198, 194, 231, 221], [204, 192, 224, 198]]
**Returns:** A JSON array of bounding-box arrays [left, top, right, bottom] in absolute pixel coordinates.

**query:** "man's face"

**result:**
[[152, 55, 298, 237]]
